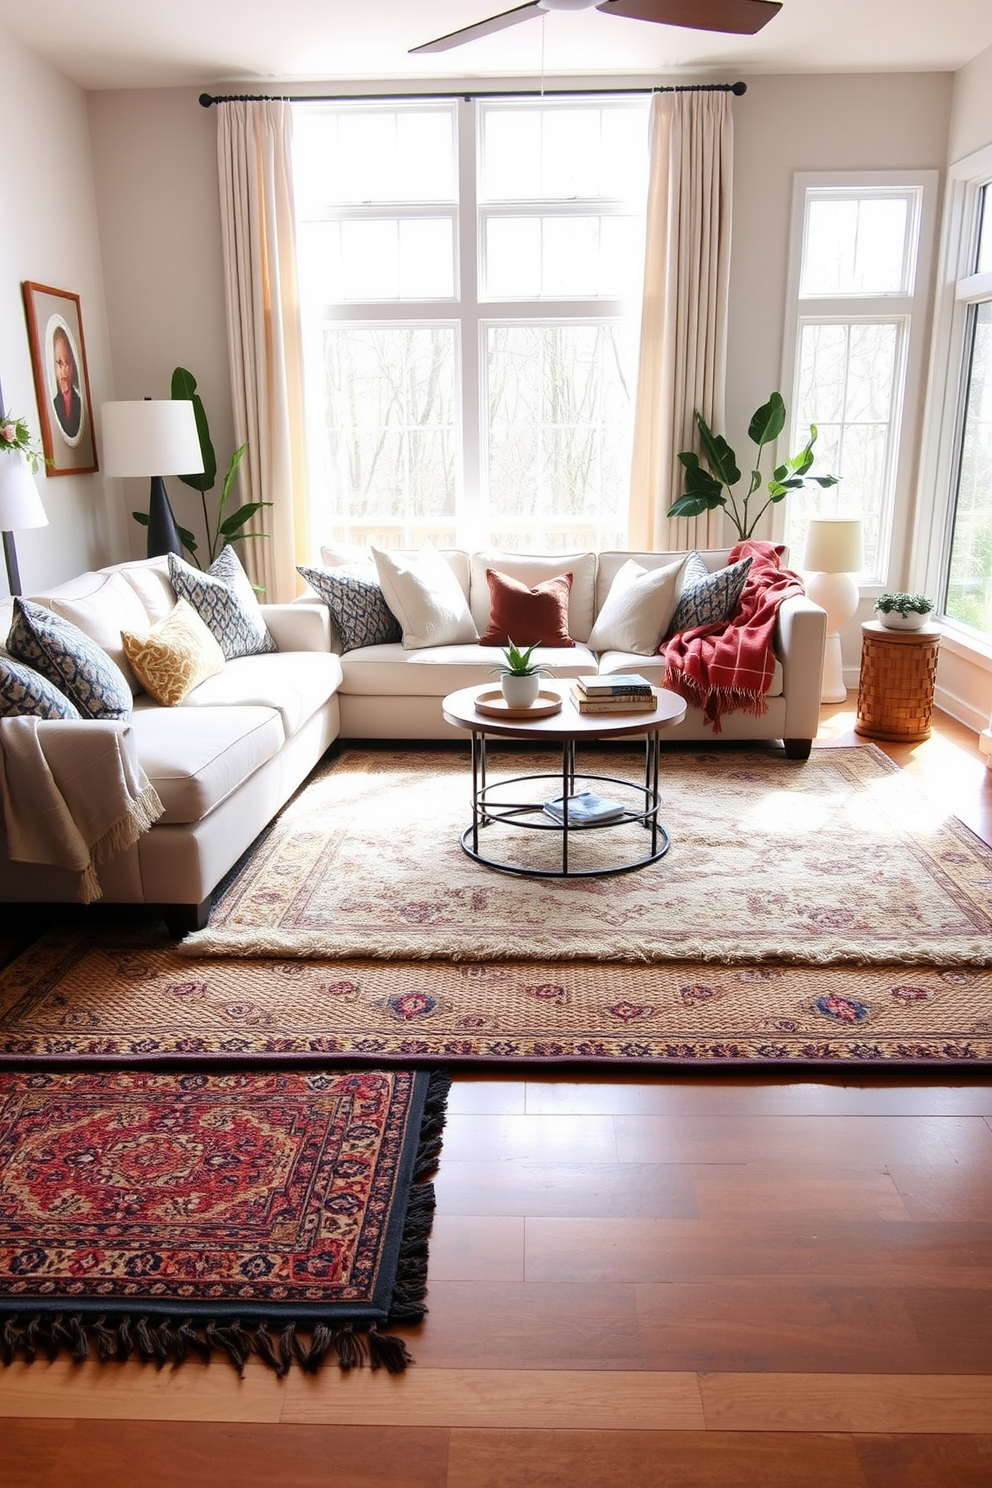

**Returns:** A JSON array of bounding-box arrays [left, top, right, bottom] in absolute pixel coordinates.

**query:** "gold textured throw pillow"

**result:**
[[121, 598, 226, 706]]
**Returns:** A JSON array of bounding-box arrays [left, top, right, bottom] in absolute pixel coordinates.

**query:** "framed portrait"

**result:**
[[22, 281, 98, 476]]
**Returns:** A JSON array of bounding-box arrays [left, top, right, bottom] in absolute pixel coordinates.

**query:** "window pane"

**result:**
[[294, 106, 455, 205], [486, 323, 633, 550], [308, 326, 456, 548], [480, 102, 648, 203], [787, 319, 901, 572], [801, 194, 912, 296], [945, 301, 992, 633], [299, 219, 454, 302], [483, 214, 641, 299], [977, 185, 992, 274]]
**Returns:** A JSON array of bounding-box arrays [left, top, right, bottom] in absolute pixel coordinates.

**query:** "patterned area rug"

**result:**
[[182, 745, 992, 966], [0, 1066, 449, 1374], [0, 926, 989, 1065]]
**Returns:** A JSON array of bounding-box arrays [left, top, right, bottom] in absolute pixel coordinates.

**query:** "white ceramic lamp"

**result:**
[[101, 400, 204, 559], [803, 517, 864, 704], [0, 451, 48, 597]]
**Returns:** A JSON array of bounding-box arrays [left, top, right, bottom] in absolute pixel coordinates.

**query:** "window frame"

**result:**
[[914, 142, 992, 662], [778, 170, 938, 587]]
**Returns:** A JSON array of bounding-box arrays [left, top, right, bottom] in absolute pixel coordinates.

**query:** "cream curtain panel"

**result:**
[[216, 100, 310, 602], [628, 90, 734, 553]]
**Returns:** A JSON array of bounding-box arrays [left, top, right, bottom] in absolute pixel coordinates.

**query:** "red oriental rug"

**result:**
[[0, 1066, 449, 1375]]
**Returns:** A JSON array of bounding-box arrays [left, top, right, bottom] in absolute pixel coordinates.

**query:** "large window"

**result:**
[[781, 175, 935, 579], [293, 96, 649, 552], [943, 188, 992, 634]]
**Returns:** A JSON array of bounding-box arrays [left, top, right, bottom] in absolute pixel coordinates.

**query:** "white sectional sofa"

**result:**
[[0, 543, 824, 933], [0, 556, 342, 933], [314, 545, 826, 756]]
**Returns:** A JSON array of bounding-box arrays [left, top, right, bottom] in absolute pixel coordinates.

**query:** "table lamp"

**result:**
[[803, 517, 864, 703], [0, 451, 48, 597], [101, 400, 204, 558]]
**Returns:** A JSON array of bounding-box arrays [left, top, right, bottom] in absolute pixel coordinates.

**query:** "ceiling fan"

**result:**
[[410, 0, 782, 54]]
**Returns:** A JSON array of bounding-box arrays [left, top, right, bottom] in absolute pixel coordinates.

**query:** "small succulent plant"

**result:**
[[493, 641, 545, 677]]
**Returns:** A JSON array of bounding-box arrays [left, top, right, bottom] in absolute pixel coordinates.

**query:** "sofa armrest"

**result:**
[[261, 602, 332, 652], [776, 594, 827, 746]]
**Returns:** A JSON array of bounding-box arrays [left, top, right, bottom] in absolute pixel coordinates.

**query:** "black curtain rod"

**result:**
[[199, 81, 745, 106]]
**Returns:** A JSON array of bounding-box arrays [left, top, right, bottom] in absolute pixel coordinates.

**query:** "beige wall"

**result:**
[[0, 34, 121, 597], [948, 40, 992, 163], [87, 87, 234, 559]]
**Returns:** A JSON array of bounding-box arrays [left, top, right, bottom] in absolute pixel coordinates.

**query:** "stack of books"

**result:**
[[543, 791, 626, 826], [572, 673, 657, 713]]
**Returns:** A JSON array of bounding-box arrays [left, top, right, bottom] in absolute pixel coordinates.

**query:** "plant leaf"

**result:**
[[694, 413, 740, 489], [747, 391, 786, 447], [132, 511, 149, 527], [171, 366, 217, 494], [218, 503, 269, 537], [667, 491, 726, 520]]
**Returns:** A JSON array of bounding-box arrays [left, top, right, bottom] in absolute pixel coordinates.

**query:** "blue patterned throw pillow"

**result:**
[[666, 553, 753, 637], [297, 563, 402, 652], [0, 654, 82, 719], [6, 600, 132, 720], [168, 546, 276, 660]]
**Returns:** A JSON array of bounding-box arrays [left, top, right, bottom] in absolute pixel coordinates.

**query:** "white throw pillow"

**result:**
[[372, 543, 478, 649], [587, 556, 688, 655]]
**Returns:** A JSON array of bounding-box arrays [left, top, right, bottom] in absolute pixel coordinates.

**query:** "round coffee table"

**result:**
[[441, 680, 687, 878]]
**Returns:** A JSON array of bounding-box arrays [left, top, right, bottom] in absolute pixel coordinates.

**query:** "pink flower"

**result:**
[[0, 423, 15, 445]]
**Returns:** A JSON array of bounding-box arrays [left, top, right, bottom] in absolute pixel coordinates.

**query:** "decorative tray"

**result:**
[[474, 687, 563, 719]]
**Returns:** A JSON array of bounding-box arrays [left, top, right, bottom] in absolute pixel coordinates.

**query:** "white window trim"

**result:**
[[914, 143, 992, 659], [779, 170, 939, 587]]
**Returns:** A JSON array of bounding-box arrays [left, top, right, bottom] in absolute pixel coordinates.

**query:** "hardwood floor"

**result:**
[[3, 703, 992, 1486]]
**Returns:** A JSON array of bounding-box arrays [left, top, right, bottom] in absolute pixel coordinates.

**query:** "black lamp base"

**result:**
[[147, 475, 183, 559], [2, 529, 21, 597]]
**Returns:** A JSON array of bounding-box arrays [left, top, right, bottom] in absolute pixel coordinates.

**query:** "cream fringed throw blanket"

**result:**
[[0, 717, 164, 903]]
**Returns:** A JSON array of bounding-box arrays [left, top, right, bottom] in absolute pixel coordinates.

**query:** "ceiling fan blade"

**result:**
[[597, 0, 781, 36], [410, 2, 545, 53]]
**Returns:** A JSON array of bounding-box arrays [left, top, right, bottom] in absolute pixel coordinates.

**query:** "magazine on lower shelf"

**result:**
[[543, 791, 626, 826]]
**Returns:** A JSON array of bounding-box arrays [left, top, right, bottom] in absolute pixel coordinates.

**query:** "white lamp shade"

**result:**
[[803, 517, 864, 574], [0, 452, 48, 532], [101, 400, 204, 478]]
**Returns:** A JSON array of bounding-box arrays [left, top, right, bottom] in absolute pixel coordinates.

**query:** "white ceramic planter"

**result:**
[[501, 673, 541, 707], [875, 608, 932, 630]]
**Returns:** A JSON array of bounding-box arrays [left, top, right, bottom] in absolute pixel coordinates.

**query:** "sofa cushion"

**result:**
[[588, 556, 688, 655], [666, 552, 753, 637], [6, 599, 132, 720], [597, 648, 784, 698], [27, 568, 155, 695], [177, 649, 343, 737], [121, 598, 227, 706], [129, 701, 285, 823], [479, 569, 574, 647], [0, 655, 82, 719], [169, 546, 277, 660], [297, 562, 401, 651], [372, 543, 478, 648], [338, 641, 597, 697], [107, 555, 177, 625], [469, 549, 597, 643]]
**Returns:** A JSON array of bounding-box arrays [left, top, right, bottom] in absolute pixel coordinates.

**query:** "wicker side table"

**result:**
[[855, 620, 941, 743]]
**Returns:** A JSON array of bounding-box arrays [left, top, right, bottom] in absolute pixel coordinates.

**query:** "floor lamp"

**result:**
[[0, 451, 49, 597], [101, 400, 204, 559], [803, 517, 865, 704]]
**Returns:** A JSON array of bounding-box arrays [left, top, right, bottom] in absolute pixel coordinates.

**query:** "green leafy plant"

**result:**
[[132, 368, 270, 568], [0, 412, 48, 473], [492, 641, 546, 678], [875, 591, 934, 616], [668, 392, 839, 541]]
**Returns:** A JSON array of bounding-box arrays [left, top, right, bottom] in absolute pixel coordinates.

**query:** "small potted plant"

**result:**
[[493, 641, 546, 708], [874, 591, 935, 631]]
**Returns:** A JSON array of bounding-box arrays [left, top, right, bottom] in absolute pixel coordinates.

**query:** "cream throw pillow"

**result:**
[[121, 598, 226, 706], [588, 556, 688, 655], [372, 543, 478, 649]]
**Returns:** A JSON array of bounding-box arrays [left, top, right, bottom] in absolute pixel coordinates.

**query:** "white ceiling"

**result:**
[[4, 0, 992, 91]]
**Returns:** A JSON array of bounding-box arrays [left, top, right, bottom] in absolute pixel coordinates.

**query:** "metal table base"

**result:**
[[462, 730, 668, 878]]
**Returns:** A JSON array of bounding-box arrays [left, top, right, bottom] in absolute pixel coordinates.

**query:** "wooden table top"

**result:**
[[441, 680, 688, 742]]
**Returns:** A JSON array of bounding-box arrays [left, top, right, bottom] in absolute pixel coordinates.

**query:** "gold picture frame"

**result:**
[[22, 280, 98, 476]]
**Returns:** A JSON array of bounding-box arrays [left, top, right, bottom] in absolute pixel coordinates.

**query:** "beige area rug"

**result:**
[[1, 924, 990, 1066], [180, 745, 992, 968]]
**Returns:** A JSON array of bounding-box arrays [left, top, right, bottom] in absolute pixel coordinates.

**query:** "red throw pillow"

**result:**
[[480, 569, 575, 647]]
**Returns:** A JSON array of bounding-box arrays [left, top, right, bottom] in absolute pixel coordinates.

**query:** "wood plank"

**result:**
[[281, 1368, 704, 1429], [521, 1078, 992, 1117], [446, 1428, 869, 1488], [852, 1433, 992, 1487], [700, 1373, 992, 1433], [434, 1158, 698, 1218], [0, 1358, 284, 1422], [689, 1163, 913, 1222], [439, 1112, 620, 1163], [427, 1214, 526, 1281]]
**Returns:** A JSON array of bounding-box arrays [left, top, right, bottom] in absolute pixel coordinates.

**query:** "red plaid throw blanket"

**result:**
[[662, 540, 805, 732]]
